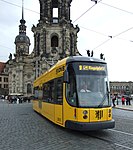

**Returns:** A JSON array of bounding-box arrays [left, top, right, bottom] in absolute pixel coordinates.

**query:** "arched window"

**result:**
[[27, 83, 32, 94], [51, 35, 58, 47]]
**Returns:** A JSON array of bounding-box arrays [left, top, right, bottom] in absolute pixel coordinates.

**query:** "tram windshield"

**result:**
[[66, 62, 111, 108]]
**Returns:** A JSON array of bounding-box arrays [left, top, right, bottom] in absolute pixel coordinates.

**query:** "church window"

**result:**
[[27, 83, 32, 94], [52, 0, 58, 23], [51, 35, 58, 47], [53, 18, 58, 23], [4, 77, 8, 82], [13, 74, 16, 79], [27, 74, 31, 79], [53, 8, 58, 18]]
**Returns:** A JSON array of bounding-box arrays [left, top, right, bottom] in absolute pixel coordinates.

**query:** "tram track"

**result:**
[[113, 117, 133, 133], [85, 134, 133, 150], [83, 129, 133, 150], [109, 129, 133, 136]]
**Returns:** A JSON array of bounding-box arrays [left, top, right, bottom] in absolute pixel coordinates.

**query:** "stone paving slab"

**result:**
[[0, 99, 130, 150]]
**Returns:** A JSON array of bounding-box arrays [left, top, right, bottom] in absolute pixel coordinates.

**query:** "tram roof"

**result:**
[[66, 56, 106, 64], [34, 56, 106, 86]]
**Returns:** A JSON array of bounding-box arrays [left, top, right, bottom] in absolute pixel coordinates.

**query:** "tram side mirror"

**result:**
[[63, 70, 69, 83]]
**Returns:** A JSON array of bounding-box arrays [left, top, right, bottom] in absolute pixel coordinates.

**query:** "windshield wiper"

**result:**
[[98, 93, 108, 108], [98, 81, 110, 108]]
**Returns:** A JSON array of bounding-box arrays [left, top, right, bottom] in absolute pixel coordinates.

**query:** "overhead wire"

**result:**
[[73, 0, 133, 25], [0, 0, 39, 58], [80, 26, 133, 43], [101, 2, 133, 15], [113, 26, 133, 38], [80, 26, 109, 37], [1, 0, 133, 17], [92, 38, 112, 51], [0, 0, 133, 53], [72, 0, 133, 52], [117, 37, 133, 43], [73, 0, 102, 23], [92, 26, 133, 51], [0, 0, 39, 14], [77, 1, 133, 51]]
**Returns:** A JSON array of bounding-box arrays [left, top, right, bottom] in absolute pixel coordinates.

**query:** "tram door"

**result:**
[[55, 104, 63, 125], [54, 78, 63, 125]]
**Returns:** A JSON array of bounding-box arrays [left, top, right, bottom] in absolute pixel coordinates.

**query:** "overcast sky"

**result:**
[[0, 0, 133, 82]]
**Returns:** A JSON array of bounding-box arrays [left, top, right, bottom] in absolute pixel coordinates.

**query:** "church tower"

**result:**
[[32, 0, 80, 78], [14, 0, 30, 57], [7, 0, 33, 96]]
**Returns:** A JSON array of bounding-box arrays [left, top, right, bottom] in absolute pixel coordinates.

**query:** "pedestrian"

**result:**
[[112, 95, 116, 107], [126, 96, 131, 105], [16, 97, 19, 104], [129, 97, 132, 105], [121, 96, 125, 105]]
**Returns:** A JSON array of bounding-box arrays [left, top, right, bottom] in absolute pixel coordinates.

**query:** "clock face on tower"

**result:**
[[20, 45, 24, 48], [20, 37, 24, 41]]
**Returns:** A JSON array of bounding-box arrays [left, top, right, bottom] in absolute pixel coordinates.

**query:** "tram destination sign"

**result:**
[[79, 65, 105, 71], [73, 62, 107, 75]]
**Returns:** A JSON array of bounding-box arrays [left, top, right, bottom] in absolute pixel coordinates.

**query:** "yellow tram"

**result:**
[[33, 56, 115, 131]]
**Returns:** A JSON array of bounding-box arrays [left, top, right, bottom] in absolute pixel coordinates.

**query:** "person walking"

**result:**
[[112, 95, 116, 107], [121, 96, 125, 105], [126, 96, 131, 105]]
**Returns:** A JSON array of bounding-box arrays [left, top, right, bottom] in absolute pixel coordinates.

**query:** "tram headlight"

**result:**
[[83, 110, 88, 115], [83, 115, 88, 119]]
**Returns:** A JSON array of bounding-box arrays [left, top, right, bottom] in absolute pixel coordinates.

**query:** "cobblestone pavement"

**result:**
[[0, 100, 126, 150]]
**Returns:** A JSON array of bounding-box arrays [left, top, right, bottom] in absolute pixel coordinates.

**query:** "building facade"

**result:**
[[6, 0, 80, 97], [32, 0, 80, 78], [0, 62, 8, 96], [110, 81, 133, 96]]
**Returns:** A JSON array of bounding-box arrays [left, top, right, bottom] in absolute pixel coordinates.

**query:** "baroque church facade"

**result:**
[[7, 0, 80, 97]]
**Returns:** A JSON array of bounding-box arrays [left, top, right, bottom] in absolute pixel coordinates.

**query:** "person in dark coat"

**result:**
[[112, 95, 116, 107]]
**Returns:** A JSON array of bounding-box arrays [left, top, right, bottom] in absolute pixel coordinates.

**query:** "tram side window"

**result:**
[[51, 81, 55, 102], [34, 87, 43, 100], [38, 89, 43, 100], [48, 80, 54, 103], [43, 80, 55, 103], [34, 88, 39, 99], [43, 83, 50, 102], [56, 77, 63, 104]]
